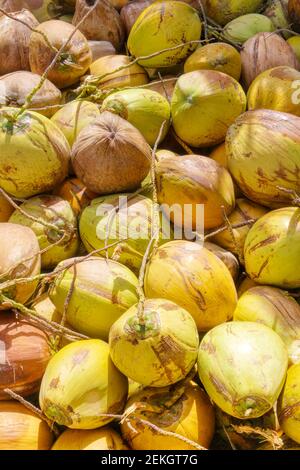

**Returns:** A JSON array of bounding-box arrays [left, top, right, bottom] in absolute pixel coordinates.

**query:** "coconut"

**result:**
[[0, 311, 51, 399], [49, 257, 139, 339], [58, 14, 73, 22], [234, 286, 300, 364], [120, 0, 151, 35], [0, 223, 40, 306], [9, 195, 79, 270], [121, 381, 215, 450], [212, 198, 268, 258], [247, 66, 300, 116], [288, 0, 300, 32], [0, 107, 69, 198], [223, 14, 275, 44], [226, 109, 300, 207], [72, 0, 125, 50], [171, 70, 246, 147], [0, 0, 61, 22], [0, 195, 14, 222], [0, 9, 39, 76], [184, 43, 241, 81], [109, 298, 199, 387], [79, 194, 172, 275], [204, 242, 239, 281], [127, 2, 202, 68], [244, 207, 300, 289], [102, 88, 170, 146], [52, 427, 129, 450], [32, 293, 62, 324], [53, 177, 97, 216], [39, 339, 128, 429], [51, 100, 100, 146], [144, 241, 237, 331], [89, 55, 149, 90], [287, 36, 300, 61], [29, 20, 92, 88], [156, 154, 235, 230], [240, 33, 299, 89], [144, 76, 177, 102], [201, 0, 265, 26], [0, 71, 61, 118], [0, 401, 53, 450], [71, 111, 151, 195], [209, 142, 228, 167], [88, 40, 116, 61], [264, 0, 290, 38], [279, 363, 300, 444], [237, 277, 258, 297], [198, 321, 288, 419]]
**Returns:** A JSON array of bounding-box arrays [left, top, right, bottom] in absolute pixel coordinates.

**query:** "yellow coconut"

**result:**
[[0, 401, 53, 450], [39, 339, 128, 429], [201, 0, 266, 26], [156, 154, 235, 230], [247, 66, 300, 116], [212, 198, 268, 258], [234, 286, 300, 364], [0, 223, 40, 307], [0, 107, 70, 198], [121, 381, 215, 450], [244, 207, 300, 289], [79, 194, 172, 275], [209, 142, 228, 167], [287, 36, 300, 62], [127, 1, 202, 68], [53, 177, 97, 216], [144, 241, 237, 331], [32, 293, 62, 324], [49, 257, 139, 339], [184, 43, 241, 81], [171, 70, 246, 147], [51, 100, 100, 147], [226, 109, 300, 207], [279, 363, 300, 444], [101, 88, 170, 146], [109, 298, 199, 387], [237, 276, 259, 297], [52, 427, 129, 450], [144, 76, 177, 102], [204, 242, 239, 281], [89, 55, 148, 90]]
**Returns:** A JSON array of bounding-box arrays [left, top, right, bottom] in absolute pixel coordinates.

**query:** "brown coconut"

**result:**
[[88, 40, 116, 61], [120, 0, 151, 35]]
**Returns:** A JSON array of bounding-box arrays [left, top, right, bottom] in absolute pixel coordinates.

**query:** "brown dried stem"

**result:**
[[204, 218, 255, 240]]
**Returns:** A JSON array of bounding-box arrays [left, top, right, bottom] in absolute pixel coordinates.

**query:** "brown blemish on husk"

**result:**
[[248, 235, 280, 253], [209, 372, 232, 403]]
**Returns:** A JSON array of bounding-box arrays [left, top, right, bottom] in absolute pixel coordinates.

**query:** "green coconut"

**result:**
[[201, 0, 266, 26], [101, 88, 170, 146], [234, 286, 300, 364], [198, 321, 288, 419], [9, 195, 79, 270], [127, 1, 202, 68], [244, 207, 300, 289], [49, 257, 139, 340], [109, 298, 199, 387], [223, 14, 275, 44], [79, 194, 172, 275]]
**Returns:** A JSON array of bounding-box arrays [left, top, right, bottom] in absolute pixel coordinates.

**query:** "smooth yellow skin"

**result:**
[[212, 198, 268, 257], [171, 70, 246, 147], [127, 1, 201, 68], [198, 321, 288, 419], [223, 13, 274, 43], [90, 55, 148, 89], [279, 364, 300, 444], [244, 207, 300, 289], [109, 298, 199, 387], [9, 195, 79, 270], [50, 257, 139, 340], [287, 36, 300, 62], [248, 66, 300, 116], [39, 340, 128, 429], [52, 427, 128, 450], [51, 101, 100, 146], [0, 401, 53, 450], [144, 241, 237, 331], [184, 43, 241, 81], [202, 0, 265, 26], [102, 88, 170, 146], [121, 381, 215, 450], [234, 286, 300, 364], [0, 108, 70, 198]]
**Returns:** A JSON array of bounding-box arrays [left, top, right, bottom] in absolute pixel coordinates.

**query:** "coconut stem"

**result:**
[[221, 205, 244, 263], [0, 8, 59, 54], [204, 218, 255, 240], [3, 388, 60, 437], [171, 129, 194, 154], [276, 186, 300, 207], [196, 0, 209, 42]]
